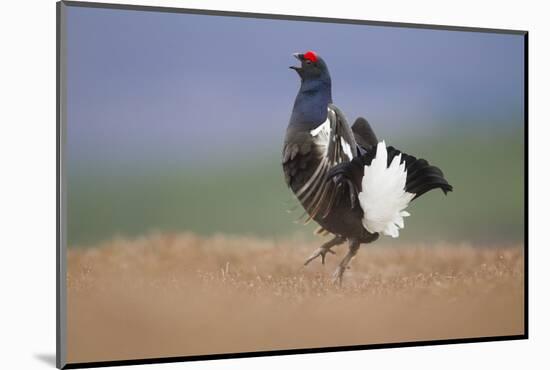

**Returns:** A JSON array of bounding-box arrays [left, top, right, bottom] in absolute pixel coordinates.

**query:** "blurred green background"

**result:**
[[68, 128, 524, 247]]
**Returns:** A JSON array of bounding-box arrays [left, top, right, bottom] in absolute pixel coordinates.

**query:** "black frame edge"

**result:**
[[63, 335, 527, 369], [57, 1, 68, 368], [56, 2, 61, 368], [523, 32, 529, 338]]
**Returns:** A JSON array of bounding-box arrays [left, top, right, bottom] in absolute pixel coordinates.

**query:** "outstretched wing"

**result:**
[[282, 104, 357, 223], [352, 117, 378, 151]]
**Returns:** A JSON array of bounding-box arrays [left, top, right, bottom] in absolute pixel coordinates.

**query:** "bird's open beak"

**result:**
[[289, 53, 304, 72]]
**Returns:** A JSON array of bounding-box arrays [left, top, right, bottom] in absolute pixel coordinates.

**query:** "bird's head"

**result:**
[[290, 51, 331, 84]]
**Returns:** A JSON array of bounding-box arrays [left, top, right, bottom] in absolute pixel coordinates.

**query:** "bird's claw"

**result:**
[[331, 266, 345, 286], [332, 261, 353, 285], [304, 246, 336, 266]]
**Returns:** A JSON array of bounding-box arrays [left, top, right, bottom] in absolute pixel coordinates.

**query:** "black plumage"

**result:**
[[351, 117, 378, 150], [282, 51, 452, 283], [327, 145, 453, 201]]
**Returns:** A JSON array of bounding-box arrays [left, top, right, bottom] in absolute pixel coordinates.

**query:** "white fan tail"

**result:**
[[358, 141, 415, 238]]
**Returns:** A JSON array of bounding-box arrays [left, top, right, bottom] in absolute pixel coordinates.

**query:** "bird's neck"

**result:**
[[290, 79, 332, 128]]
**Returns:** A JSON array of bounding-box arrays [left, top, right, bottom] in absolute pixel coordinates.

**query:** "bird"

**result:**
[[282, 50, 453, 284]]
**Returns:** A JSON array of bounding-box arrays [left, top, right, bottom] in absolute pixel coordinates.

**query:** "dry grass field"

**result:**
[[67, 233, 524, 364]]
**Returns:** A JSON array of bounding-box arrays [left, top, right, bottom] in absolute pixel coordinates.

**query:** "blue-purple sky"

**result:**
[[66, 6, 524, 170]]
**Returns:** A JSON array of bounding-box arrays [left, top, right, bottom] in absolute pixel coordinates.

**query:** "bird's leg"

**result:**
[[304, 235, 346, 266], [332, 239, 361, 285]]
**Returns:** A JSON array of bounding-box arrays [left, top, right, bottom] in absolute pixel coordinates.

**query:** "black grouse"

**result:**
[[282, 50, 453, 283]]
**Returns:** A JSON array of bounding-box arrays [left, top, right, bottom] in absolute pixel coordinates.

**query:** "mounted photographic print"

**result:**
[[57, 1, 527, 368]]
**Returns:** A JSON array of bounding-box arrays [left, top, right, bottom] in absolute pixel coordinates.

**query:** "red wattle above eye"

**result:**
[[303, 51, 318, 63]]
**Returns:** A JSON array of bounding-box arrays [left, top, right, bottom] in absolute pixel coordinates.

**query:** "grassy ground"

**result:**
[[66, 233, 525, 364]]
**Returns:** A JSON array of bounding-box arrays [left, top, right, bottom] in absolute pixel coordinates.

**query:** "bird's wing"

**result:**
[[284, 105, 358, 223], [351, 117, 378, 151], [282, 130, 313, 187]]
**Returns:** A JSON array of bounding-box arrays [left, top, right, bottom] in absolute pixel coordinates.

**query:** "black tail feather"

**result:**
[[388, 146, 453, 200], [326, 144, 453, 201], [388, 145, 453, 199]]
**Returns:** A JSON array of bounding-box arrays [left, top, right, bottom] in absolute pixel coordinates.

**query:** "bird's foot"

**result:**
[[330, 239, 360, 286], [331, 265, 348, 286], [304, 246, 336, 266]]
